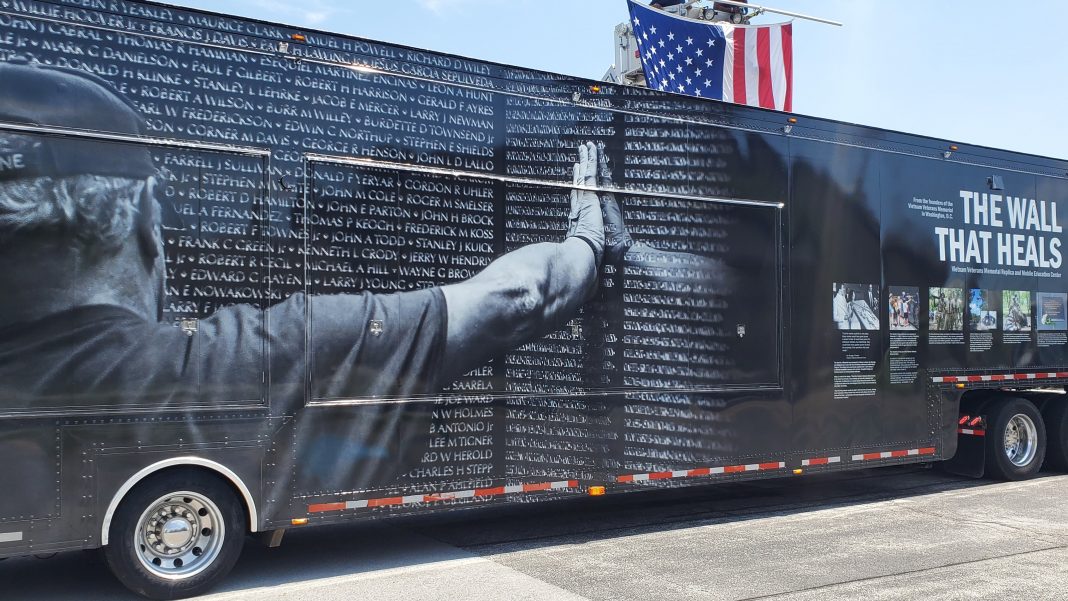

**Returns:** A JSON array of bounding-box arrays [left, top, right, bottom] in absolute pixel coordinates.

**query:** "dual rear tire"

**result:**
[[983, 397, 1046, 481]]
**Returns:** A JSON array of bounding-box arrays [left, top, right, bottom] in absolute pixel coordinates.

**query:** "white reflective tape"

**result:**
[[851, 454, 864, 461], [932, 377, 945, 383], [451, 490, 476, 499], [1049, 373, 1059, 378], [880, 452, 893, 459], [348, 500, 369, 509], [981, 375, 992, 381], [828, 457, 842, 464], [801, 459, 811, 466], [632, 474, 650, 482], [743, 464, 759, 471], [550, 481, 571, 489], [0, 531, 22, 543], [504, 485, 524, 494], [709, 466, 725, 475], [401, 495, 424, 504], [907, 449, 920, 456], [671, 470, 689, 478]]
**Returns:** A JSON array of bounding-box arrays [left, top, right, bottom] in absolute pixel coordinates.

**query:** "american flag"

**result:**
[[626, 0, 793, 111]]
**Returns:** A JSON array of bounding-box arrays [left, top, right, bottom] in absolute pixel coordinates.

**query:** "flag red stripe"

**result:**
[[756, 27, 773, 109], [781, 23, 793, 112], [733, 27, 747, 105]]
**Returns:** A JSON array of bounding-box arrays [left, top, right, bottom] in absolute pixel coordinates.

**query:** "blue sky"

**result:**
[[164, 0, 1067, 160]]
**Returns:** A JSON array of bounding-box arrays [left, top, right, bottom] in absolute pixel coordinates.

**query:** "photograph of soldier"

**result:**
[[969, 289, 999, 331], [0, 59, 609, 412], [888, 286, 919, 330], [1036, 292, 1067, 331], [929, 287, 964, 331], [833, 282, 879, 330], [1002, 290, 1032, 332], [0, 56, 752, 414]]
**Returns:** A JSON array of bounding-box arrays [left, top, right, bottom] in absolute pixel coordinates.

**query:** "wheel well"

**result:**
[[959, 389, 1001, 416], [101, 458, 259, 546]]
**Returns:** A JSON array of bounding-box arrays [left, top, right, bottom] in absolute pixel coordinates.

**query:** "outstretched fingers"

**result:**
[[596, 142, 613, 186], [581, 141, 597, 187], [569, 162, 581, 220]]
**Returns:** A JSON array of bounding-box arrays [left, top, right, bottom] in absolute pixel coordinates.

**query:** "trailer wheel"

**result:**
[[1041, 400, 1068, 472], [985, 397, 1046, 481], [103, 470, 246, 600]]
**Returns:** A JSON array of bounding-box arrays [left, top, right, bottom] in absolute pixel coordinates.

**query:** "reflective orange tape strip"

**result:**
[[307, 480, 579, 513], [616, 461, 786, 483], [852, 447, 936, 462]]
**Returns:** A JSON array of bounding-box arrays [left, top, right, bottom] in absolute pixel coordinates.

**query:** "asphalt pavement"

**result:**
[[4, 466, 1068, 600]]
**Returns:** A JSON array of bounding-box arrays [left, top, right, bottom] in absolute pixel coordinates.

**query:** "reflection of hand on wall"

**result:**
[[438, 143, 604, 382], [593, 143, 733, 289], [567, 142, 605, 266]]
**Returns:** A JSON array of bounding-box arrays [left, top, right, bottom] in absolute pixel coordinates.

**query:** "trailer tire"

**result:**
[[103, 470, 246, 600], [1041, 400, 1068, 472], [985, 397, 1046, 481]]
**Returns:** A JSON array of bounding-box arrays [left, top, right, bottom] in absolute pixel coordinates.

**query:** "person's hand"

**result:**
[[595, 143, 634, 263], [566, 141, 604, 265]]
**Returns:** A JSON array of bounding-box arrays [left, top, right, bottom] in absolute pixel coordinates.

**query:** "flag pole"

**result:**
[[685, 0, 843, 27]]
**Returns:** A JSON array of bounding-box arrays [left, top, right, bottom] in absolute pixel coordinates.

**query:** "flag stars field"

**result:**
[[627, 0, 793, 110]]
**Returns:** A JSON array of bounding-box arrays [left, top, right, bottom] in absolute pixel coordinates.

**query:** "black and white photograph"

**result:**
[[832, 282, 879, 330]]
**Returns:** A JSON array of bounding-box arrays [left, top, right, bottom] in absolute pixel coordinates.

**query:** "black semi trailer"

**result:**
[[0, 1, 1067, 598]]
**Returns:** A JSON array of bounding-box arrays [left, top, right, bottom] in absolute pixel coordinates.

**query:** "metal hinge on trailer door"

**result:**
[[179, 319, 198, 337]]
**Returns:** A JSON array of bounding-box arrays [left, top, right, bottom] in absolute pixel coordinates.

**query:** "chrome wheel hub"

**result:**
[[135, 492, 225, 580], [160, 517, 194, 549], [1003, 413, 1038, 468]]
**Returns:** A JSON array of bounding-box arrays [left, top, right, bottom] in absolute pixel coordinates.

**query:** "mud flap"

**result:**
[[942, 433, 985, 478]]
